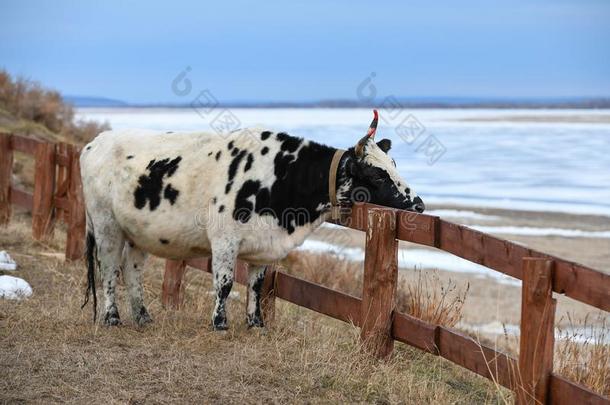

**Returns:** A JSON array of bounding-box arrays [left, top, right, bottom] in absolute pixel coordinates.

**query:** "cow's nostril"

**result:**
[[412, 196, 425, 213]]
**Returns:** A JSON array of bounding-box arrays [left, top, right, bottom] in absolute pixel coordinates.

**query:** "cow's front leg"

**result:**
[[246, 265, 266, 328], [210, 238, 238, 331]]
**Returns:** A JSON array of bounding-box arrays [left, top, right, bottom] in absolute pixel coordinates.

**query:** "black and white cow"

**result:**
[[81, 111, 424, 330]]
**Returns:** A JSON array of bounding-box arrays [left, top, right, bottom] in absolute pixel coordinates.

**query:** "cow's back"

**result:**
[[80, 128, 297, 260]]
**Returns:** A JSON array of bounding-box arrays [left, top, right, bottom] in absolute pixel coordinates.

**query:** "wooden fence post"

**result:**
[[65, 148, 86, 260], [360, 207, 398, 358], [32, 141, 56, 239], [260, 264, 276, 325], [517, 257, 556, 405], [162, 259, 188, 309], [0, 134, 12, 225]]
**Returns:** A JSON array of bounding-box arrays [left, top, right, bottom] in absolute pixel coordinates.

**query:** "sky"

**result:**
[[1, 0, 609, 104]]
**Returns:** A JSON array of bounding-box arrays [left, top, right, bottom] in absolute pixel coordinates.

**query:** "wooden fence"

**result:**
[[1, 133, 608, 404], [0, 133, 86, 260]]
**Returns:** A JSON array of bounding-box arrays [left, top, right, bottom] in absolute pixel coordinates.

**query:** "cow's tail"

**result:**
[[81, 214, 98, 323]]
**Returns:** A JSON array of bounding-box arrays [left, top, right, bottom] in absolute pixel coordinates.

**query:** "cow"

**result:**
[[80, 110, 425, 330]]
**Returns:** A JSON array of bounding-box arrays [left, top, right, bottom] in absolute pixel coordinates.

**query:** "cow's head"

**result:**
[[342, 110, 425, 213]]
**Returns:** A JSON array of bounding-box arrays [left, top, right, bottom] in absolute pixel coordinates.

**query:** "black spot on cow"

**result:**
[[244, 153, 254, 172], [228, 141, 234, 150], [215, 151, 222, 161], [207, 151, 213, 156], [260, 131, 272, 140], [261, 146, 269, 155], [159, 239, 169, 245], [134, 156, 182, 210], [277, 132, 301, 153], [218, 205, 225, 213], [126, 155, 134, 160], [86, 145, 92, 150], [212, 197, 217, 204], [231, 148, 239, 157], [163, 184, 179, 205], [232, 133, 335, 234], [225, 149, 247, 193]]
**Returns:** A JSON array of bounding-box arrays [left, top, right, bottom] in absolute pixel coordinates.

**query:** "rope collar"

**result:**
[[328, 149, 346, 220]]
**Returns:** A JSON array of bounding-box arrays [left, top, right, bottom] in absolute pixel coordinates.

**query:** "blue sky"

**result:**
[[1, 0, 609, 103]]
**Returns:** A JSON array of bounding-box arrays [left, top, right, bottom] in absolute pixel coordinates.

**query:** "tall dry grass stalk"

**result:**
[[555, 313, 609, 396], [401, 269, 469, 328], [281, 251, 469, 328]]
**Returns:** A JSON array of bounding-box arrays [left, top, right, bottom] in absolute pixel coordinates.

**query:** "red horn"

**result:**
[[366, 109, 379, 138]]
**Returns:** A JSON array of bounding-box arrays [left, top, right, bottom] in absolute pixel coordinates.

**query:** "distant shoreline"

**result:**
[[66, 96, 610, 109]]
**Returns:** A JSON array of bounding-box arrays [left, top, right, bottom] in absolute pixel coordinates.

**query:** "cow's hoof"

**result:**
[[212, 316, 228, 331], [247, 314, 264, 329], [103, 311, 121, 326], [135, 307, 153, 326]]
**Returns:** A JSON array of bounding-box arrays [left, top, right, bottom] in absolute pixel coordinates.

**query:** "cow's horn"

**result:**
[[355, 109, 379, 158]]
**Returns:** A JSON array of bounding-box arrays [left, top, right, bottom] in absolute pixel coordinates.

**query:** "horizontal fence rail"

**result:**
[[1, 133, 608, 404], [331, 203, 610, 312]]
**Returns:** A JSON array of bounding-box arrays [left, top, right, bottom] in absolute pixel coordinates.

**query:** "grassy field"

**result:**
[[0, 213, 512, 404]]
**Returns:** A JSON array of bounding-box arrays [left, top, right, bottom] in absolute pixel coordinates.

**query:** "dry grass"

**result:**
[[555, 313, 610, 396], [281, 250, 469, 327], [0, 214, 509, 403], [0, 70, 110, 145]]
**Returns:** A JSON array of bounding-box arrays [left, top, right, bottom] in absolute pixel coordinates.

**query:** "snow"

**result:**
[[425, 209, 500, 221], [0, 275, 32, 300], [0, 251, 17, 271], [471, 225, 610, 238], [297, 239, 521, 286]]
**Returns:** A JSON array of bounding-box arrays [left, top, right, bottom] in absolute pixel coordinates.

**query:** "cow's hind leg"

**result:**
[[94, 221, 125, 326], [210, 238, 239, 331], [122, 243, 152, 326], [246, 265, 266, 328]]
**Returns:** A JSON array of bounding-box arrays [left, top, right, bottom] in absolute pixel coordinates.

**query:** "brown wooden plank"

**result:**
[[361, 208, 398, 358], [0, 134, 13, 224], [517, 258, 556, 404], [438, 220, 524, 280], [186, 257, 212, 273], [9, 187, 33, 211], [549, 374, 609, 405], [10, 135, 42, 155], [396, 210, 437, 247], [65, 149, 86, 260], [55, 152, 71, 167], [162, 260, 187, 309], [32, 142, 56, 240], [437, 327, 518, 390], [551, 259, 610, 313], [275, 272, 362, 326], [392, 312, 438, 354], [53, 196, 70, 211], [260, 266, 276, 325], [234, 260, 249, 285]]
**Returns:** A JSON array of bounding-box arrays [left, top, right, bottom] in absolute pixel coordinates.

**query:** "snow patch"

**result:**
[[0, 276, 32, 300], [426, 209, 501, 221], [0, 251, 17, 271], [297, 239, 521, 286], [471, 225, 610, 238]]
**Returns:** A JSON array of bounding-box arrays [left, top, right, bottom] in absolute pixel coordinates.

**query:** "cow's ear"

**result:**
[[377, 139, 391, 153]]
